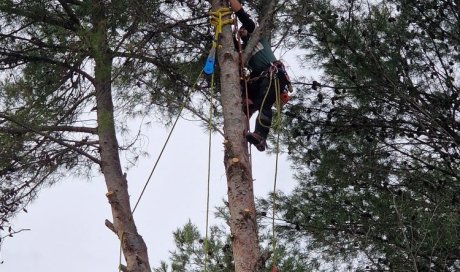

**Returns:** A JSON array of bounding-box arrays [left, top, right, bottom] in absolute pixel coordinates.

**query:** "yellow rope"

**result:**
[[204, 71, 215, 272], [257, 71, 282, 129], [209, 8, 234, 48], [209, 7, 233, 42]]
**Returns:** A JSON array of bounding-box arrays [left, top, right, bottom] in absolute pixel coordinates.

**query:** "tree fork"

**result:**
[[211, 0, 261, 271]]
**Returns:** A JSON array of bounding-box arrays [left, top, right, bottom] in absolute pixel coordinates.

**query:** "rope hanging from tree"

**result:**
[[116, 68, 207, 271]]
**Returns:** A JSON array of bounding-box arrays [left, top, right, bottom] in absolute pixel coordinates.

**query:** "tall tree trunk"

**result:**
[[91, 1, 151, 271], [211, 1, 261, 271]]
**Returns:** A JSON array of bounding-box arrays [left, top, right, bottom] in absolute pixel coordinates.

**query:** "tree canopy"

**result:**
[[276, 0, 460, 270], [0, 0, 211, 232], [1, 0, 459, 271], [0, 0, 216, 270]]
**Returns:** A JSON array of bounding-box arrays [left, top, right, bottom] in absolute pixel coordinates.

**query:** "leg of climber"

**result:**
[[246, 109, 272, 151], [245, 76, 277, 151]]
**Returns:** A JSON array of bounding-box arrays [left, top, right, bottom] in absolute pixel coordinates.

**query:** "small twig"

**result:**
[[0, 228, 31, 240], [105, 219, 117, 234]]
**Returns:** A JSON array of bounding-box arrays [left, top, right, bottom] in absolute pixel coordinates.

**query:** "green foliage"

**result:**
[[153, 220, 234, 272], [273, 0, 460, 271], [159, 203, 330, 271], [3, 0, 458, 271], [0, 0, 217, 238]]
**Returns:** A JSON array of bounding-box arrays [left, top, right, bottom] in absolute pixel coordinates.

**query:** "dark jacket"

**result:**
[[235, 9, 277, 76]]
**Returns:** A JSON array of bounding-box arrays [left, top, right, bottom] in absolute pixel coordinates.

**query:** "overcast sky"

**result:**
[[0, 116, 295, 271], [0, 42, 308, 270]]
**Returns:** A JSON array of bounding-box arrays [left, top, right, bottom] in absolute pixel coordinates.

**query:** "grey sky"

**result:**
[[1, 118, 295, 271]]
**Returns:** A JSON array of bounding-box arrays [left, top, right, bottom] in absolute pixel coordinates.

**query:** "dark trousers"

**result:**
[[244, 75, 284, 139]]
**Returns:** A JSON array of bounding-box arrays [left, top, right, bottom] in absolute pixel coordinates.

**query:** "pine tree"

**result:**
[[153, 221, 234, 272], [0, 1, 212, 271], [273, 0, 460, 270]]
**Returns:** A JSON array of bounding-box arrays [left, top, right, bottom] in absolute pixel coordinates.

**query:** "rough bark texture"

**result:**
[[91, 1, 151, 271], [212, 1, 261, 271]]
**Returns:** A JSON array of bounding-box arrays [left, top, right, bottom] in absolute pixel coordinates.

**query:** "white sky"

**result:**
[[0, 44, 309, 271], [0, 117, 295, 271]]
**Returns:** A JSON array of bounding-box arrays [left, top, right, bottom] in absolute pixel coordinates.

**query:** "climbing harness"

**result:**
[[254, 61, 292, 131], [203, 7, 234, 75]]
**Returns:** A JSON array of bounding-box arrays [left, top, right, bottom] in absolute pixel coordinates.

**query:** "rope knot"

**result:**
[[209, 7, 234, 37]]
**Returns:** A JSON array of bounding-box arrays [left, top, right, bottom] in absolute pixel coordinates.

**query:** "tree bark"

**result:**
[[91, 1, 151, 271], [211, 1, 261, 271]]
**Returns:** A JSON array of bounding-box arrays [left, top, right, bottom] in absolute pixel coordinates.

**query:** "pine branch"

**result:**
[[0, 51, 95, 84], [0, 113, 101, 164], [57, 0, 81, 27], [0, 125, 97, 134], [0, 4, 78, 31]]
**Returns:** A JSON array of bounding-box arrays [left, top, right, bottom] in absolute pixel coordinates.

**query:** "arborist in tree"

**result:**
[[227, 0, 292, 152]]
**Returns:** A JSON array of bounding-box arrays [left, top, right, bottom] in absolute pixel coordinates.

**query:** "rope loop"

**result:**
[[209, 7, 234, 47]]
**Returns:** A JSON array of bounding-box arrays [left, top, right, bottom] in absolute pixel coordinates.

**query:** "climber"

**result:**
[[227, 0, 292, 152]]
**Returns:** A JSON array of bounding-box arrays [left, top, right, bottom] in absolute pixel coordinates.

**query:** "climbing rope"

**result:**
[[204, 70, 216, 272], [257, 69, 283, 130], [271, 75, 283, 272], [250, 67, 284, 271], [234, 18, 254, 161], [117, 69, 205, 272]]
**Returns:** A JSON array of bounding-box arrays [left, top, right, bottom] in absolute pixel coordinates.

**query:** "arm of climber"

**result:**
[[227, 0, 242, 11], [227, 0, 256, 33]]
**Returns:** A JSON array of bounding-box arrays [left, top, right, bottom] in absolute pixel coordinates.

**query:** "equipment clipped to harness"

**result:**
[[262, 61, 293, 105], [272, 61, 293, 94], [203, 7, 234, 75], [203, 47, 216, 75], [280, 91, 290, 104]]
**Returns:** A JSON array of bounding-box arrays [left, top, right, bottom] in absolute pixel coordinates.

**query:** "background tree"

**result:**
[[0, 1, 214, 271], [156, 204, 324, 272], [153, 220, 234, 272], [271, 0, 460, 270]]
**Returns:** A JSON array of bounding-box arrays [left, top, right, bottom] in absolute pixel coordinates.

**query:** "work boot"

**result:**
[[245, 132, 267, 152]]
